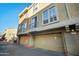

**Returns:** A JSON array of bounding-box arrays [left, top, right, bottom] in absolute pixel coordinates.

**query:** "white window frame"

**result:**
[[42, 9, 49, 24], [42, 5, 59, 25], [33, 3, 38, 12], [49, 6, 59, 23], [30, 16, 37, 29]]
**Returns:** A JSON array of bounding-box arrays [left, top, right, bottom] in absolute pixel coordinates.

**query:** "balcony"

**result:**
[[19, 14, 29, 24]]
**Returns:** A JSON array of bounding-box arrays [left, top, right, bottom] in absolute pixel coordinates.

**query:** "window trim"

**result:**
[[30, 16, 37, 29], [21, 22, 27, 33], [42, 5, 59, 25], [33, 3, 38, 12], [42, 9, 49, 24]]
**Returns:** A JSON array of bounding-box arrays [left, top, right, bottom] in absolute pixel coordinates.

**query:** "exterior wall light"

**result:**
[[65, 26, 70, 32], [71, 29, 77, 34], [76, 23, 79, 31]]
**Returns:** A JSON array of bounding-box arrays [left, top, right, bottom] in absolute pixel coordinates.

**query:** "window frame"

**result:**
[[42, 9, 49, 24], [33, 3, 38, 12], [30, 16, 37, 29], [42, 6, 59, 25], [21, 22, 27, 33]]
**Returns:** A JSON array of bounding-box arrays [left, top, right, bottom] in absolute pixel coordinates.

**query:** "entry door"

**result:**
[[64, 32, 79, 55]]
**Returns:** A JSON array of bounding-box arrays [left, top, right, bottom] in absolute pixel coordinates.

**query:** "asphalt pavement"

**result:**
[[0, 41, 65, 56]]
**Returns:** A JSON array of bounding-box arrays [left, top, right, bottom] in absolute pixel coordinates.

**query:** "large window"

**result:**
[[33, 3, 38, 12], [18, 24, 21, 30], [42, 6, 57, 24], [42, 10, 49, 24], [22, 23, 27, 33], [30, 16, 37, 29], [49, 7, 57, 22]]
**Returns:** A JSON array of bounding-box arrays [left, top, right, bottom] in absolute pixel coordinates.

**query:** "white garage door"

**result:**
[[34, 33, 64, 52]]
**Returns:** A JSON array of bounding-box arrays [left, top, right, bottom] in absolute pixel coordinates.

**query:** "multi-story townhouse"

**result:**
[[17, 3, 79, 55]]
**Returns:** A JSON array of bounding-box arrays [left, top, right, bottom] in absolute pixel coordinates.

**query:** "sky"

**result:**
[[0, 3, 31, 33]]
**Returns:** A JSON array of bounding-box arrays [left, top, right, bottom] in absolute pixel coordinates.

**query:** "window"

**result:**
[[30, 16, 37, 29], [49, 7, 57, 22], [22, 23, 27, 33], [42, 6, 57, 24], [42, 10, 49, 24], [18, 24, 21, 30], [33, 3, 38, 12]]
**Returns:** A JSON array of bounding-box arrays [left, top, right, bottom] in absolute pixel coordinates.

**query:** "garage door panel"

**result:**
[[34, 33, 64, 52], [20, 36, 28, 45]]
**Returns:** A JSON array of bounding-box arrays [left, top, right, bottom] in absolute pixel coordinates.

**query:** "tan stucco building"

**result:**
[[3, 28, 17, 43], [17, 3, 79, 55]]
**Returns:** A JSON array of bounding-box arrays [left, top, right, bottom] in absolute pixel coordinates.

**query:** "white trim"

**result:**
[[42, 5, 59, 26], [30, 16, 38, 29], [42, 9, 49, 25]]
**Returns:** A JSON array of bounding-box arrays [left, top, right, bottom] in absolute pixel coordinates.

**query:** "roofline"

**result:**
[[19, 7, 28, 17], [19, 4, 33, 17]]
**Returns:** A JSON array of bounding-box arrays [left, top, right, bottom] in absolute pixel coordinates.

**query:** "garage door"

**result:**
[[20, 36, 29, 45], [34, 33, 64, 52], [64, 32, 79, 55]]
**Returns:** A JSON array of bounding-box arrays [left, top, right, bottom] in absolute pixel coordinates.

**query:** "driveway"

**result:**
[[0, 41, 65, 56]]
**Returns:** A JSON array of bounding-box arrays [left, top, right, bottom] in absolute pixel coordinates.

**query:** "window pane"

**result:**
[[31, 16, 37, 29], [49, 7, 57, 22], [33, 3, 38, 12], [22, 23, 27, 33], [43, 10, 48, 24], [49, 7, 54, 22], [53, 7, 57, 21]]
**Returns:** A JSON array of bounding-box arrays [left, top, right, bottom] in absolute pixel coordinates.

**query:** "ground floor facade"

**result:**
[[18, 25, 79, 55]]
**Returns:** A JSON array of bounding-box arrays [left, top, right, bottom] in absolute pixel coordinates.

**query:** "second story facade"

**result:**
[[17, 3, 79, 35]]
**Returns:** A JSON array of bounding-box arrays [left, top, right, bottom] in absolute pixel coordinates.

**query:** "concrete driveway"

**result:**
[[0, 42, 65, 56]]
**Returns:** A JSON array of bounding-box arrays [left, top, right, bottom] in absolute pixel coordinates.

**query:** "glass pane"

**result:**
[[31, 16, 37, 29], [43, 10, 48, 24], [54, 16, 57, 21], [49, 7, 57, 22]]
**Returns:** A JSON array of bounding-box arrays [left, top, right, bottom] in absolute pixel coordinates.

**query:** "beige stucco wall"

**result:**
[[19, 3, 51, 24], [18, 3, 79, 32], [66, 3, 79, 19], [56, 3, 69, 21], [30, 3, 69, 28]]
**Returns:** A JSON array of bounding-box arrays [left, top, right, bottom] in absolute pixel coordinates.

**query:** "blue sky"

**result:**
[[0, 3, 31, 32]]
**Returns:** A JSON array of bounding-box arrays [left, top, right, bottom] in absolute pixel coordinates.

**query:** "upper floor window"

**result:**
[[42, 10, 49, 24], [49, 7, 57, 22], [42, 6, 57, 24], [22, 23, 27, 33], [18, 24, 21, 30], [33, 3, 38, 12], [30, 16, 37, 29]]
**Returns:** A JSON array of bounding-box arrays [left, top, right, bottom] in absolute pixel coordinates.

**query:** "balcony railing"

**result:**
[[19, 14, 29, 23]]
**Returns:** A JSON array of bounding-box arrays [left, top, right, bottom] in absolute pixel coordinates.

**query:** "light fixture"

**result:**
[[71, 29, 76, 34], [65, 26, 70, 32], [54, 37, 57, 39]]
